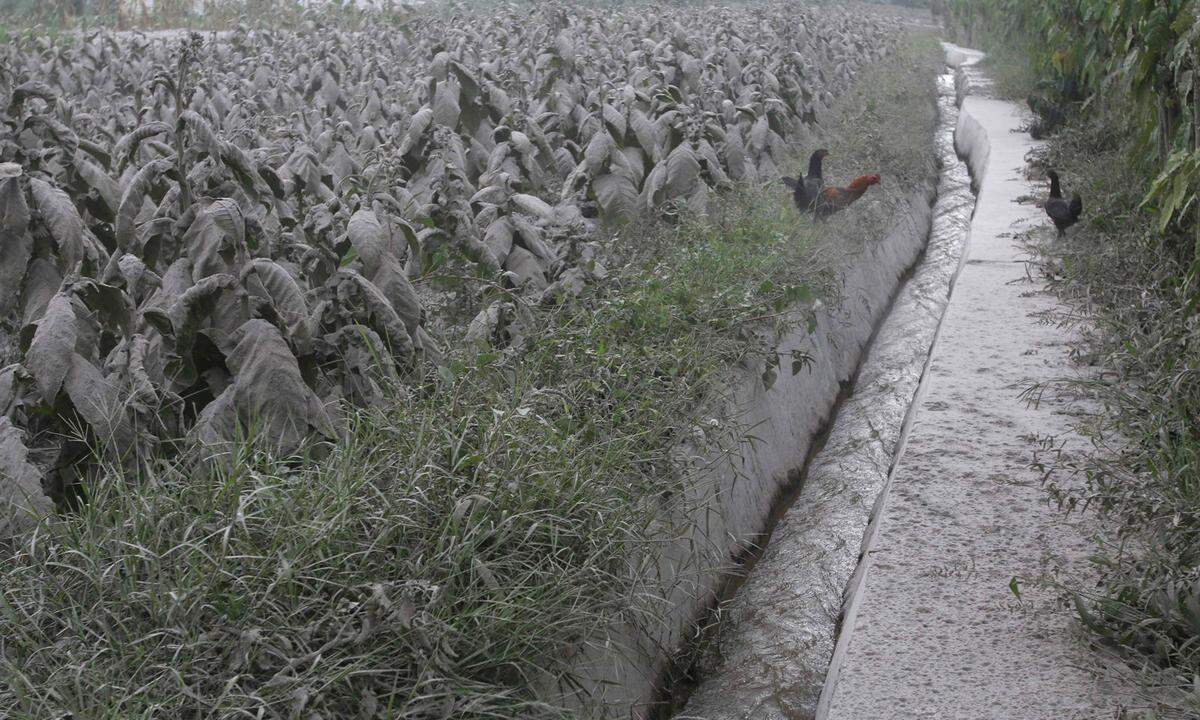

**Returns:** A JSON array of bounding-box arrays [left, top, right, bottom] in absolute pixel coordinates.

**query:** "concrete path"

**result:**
[[678, 63, 975, 720], [821, 66, 1134, 719]]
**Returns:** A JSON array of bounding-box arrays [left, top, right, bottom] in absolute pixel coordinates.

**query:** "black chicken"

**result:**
[[782, 149, 828, 213], [1026, 93, 1066, 140], [1044, 170, 1082, 238]]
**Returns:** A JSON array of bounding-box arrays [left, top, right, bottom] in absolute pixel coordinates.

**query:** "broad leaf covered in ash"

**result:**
[[0, 2, 898, 526]]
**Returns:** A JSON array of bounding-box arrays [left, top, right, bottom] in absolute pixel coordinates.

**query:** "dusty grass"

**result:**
[[0, 28, 942, 720]]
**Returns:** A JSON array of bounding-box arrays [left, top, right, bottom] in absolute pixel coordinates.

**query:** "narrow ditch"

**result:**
[[666, 46, 981, 720]]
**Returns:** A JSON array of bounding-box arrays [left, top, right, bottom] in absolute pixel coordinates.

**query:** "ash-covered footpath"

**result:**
[[679, 37, 977, 720], [821, 45, 1136, 719]]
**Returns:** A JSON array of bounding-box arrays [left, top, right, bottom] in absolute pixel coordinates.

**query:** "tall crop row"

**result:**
[[0, 3, 902, 533]]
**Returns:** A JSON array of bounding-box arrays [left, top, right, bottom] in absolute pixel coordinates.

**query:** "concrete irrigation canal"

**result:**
[[673, 43, 1134, 720]]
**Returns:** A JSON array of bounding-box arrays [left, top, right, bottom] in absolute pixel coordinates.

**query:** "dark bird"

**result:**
[[1044, 170, 1082, 238], [782, 148, 828, 213], [814, 173, 880, 219], [1026, 92, 1066, 139]]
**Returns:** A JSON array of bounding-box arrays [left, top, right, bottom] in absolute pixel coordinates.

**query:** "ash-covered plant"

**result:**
[[0, 2, 900, 533]]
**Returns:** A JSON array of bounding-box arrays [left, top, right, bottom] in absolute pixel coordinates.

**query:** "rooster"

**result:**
[[782, 149, 828, 213], [814, 174, 881, 219], [1043, 170, 1082, 238]]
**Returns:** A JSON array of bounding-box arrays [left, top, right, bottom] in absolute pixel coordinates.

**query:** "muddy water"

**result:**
[[676, 51, 978, 720]]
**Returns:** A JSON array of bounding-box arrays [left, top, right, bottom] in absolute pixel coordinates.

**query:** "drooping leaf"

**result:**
[[208, 198, 246, 251], [115, 157, 174, 253], [510, 214, 555, 263], [601, 104, 627, 140], [0, 168, 33, 318], [432, 79, 462, 128], [370, 255, 423, 337], [185, 200, 246, 279], [63, 351, 133, 452], [113, 122, 171, 172], [465, 301, 503, 348], [347, 209, 388, 276], [30, 178, 84, 273], [72, 151, 121, 216], [332, 269, 415, 361], [179, 111, 222, 157], [583, 129, 614, 175], [503, 246, 547, 291], [19, 258, 62, 327], [483, 217, 515, 265], [9, 81, 56, 109], [749, 114, 770, 153], [25, 292, 77, 404], [629, 108, 662, 161], [0, 163, 29, 233], [322, 324, 398, 407], [168, 273, 239, 354], [593, 172, 640, 224], [74, 279, 134, 339], [0, 417, 50, 538], [398, 107, 434, 158], [664, 143, 701, 199], [242, 258, 308, 328], [510, 194, 557, 224], [641, 159, 668, 209], [191, 319, 337, 459]]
